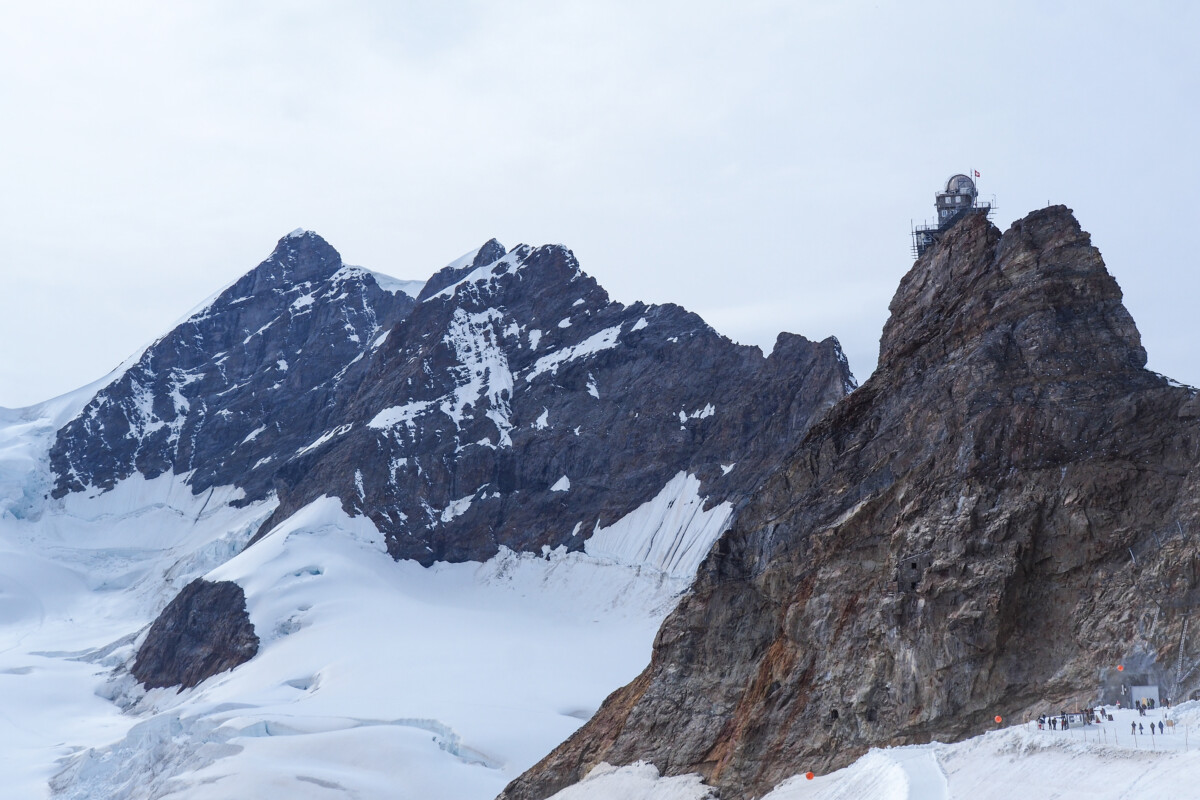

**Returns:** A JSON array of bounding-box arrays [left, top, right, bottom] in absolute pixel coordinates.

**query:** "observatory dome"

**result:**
[[945, 174, 976, 194]]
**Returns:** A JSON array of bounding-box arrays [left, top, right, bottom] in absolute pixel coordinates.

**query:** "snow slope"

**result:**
[[584, 471, 732, 579], [0, 388, 728, 799], [71, 497, 686, 799], [0, 473, 275, 800], [550, 703, 1200, 800]]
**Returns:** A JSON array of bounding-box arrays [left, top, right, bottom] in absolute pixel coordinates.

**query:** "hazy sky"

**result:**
[[2, 1, 1197, 407]]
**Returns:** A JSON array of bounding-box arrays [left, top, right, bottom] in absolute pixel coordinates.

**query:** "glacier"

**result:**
[[0, 396, 731, 798]]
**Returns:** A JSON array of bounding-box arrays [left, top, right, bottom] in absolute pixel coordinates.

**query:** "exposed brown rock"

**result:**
[[501, 206, 1200, 799], [131, 579, 259, 691]]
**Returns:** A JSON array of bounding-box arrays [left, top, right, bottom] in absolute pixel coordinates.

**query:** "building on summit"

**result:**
[[911, 173, 994, 257]]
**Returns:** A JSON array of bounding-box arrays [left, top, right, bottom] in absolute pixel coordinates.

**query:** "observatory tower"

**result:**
[[911, 173, 994, 257]]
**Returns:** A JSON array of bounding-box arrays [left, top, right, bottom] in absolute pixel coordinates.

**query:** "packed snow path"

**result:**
[[548, 704, 1200, 800]]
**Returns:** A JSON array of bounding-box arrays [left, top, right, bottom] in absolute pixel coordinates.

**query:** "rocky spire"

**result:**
[[500, 206, 1200, 800], [880, 206, 1146, 379]]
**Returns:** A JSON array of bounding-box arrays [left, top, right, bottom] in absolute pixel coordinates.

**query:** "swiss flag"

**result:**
[[974, 170, 981, 178]]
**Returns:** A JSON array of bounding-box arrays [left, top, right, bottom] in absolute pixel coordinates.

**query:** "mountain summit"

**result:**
[[51, 233, 853, 568], [501, 206, 1200, 799], [51, 229, 414, 499]]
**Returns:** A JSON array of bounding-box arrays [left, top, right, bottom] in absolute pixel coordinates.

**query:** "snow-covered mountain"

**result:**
[[6, 214, 1196, 800], [0, 232, 852, 798], [51, 231, 852, 567], [49, 229, 413, 507]]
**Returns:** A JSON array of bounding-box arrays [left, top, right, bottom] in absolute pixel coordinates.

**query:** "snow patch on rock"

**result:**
[[427, 251, 521, 302], [440, 308, 515, 446], [525, 326, 622, 382], [585, 471, 732, 580], [369, 401, 435, 431]]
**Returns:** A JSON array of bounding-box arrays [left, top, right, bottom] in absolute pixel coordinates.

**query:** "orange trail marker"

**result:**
[[1118, 665, 1124, 671], [995, 715, 1003, 723], [805, 772, 815, 780]]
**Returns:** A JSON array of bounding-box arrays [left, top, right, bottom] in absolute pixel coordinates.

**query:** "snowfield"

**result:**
[[551, 703, 1200, 800], [2, 336, 1194, 800], [0, 390, 728, 799]]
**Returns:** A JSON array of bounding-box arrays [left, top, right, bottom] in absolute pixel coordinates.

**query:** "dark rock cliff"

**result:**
[[50, 233, 853, 567], [51, 230, 413, 501], [131, 579, 259, 691], [500, 206, 1200, 799], [264, 242, 853, 565]]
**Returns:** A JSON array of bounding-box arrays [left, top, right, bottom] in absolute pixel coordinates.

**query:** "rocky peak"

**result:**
[[255, 239, 852, 565], [880, 206, 1146, 382], [990, 206, 1147, 376], [417, 238, 510, 300], [500, 206, 1200, 800], [51, 232, 853, 577], [50, 231, 413, 498], [251, 228, 345, 289]]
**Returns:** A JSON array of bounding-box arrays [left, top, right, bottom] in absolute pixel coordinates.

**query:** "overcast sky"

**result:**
[[2, 1, 1197, 407]]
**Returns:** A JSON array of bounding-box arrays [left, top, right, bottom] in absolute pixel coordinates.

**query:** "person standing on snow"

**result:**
[[1132, 721, 1137, 734], [1159, 721, 1164, 734]]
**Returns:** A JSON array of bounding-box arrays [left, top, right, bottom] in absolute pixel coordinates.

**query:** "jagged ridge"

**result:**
[[50, 233, 854, 569]]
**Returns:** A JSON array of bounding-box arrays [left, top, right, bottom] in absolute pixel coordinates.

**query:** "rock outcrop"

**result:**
[[131, 579, 259, 691], [500, 206, 1200, 799]]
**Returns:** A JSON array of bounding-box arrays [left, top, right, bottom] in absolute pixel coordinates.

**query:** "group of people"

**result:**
[[1034, 704, 1174, 738], [1036, 709, 1104, 731], [1135, 697, 1169, 715], [1038, 714, 1071, 731]]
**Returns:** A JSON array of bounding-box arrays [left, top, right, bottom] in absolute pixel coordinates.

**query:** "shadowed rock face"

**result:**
[[268, 243, 855, 565], [50, 230, 414, 502], [500, 206, 1200, 799], [50, 232, 854, 567], [132, 579, 258, 691]]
